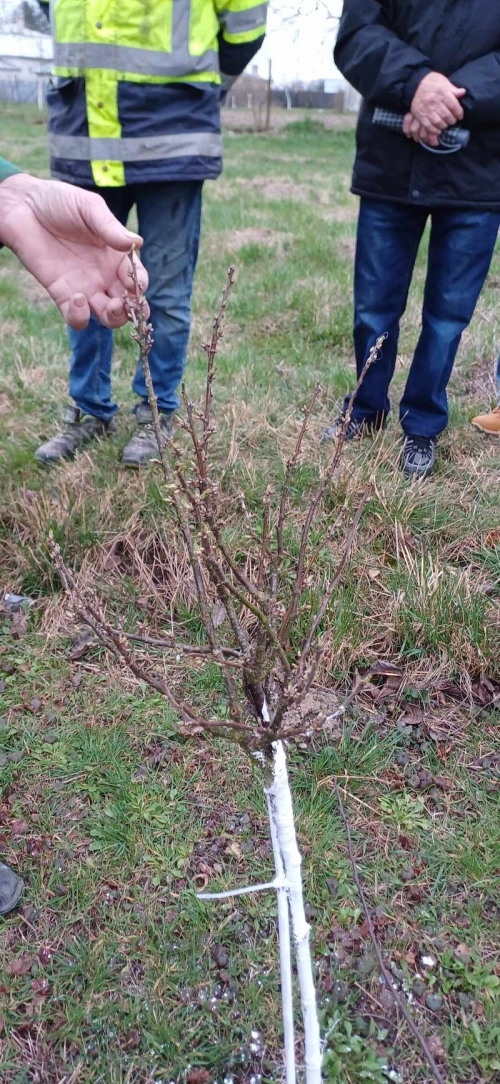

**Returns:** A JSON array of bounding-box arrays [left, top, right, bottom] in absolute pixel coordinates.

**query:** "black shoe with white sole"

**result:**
[[400, 436, 436, 479]]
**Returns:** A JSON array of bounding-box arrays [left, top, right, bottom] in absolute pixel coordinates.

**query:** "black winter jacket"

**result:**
[[334, 0, 500, 210]]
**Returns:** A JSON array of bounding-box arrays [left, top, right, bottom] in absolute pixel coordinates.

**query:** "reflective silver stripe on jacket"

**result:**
[[221, 3, 267, 34], [49, 132, 223, 161], [53, 41, 219, 77]]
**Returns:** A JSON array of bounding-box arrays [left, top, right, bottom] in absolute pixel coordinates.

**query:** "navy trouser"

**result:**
[[67, 180, 203, 420], [346, 199, 500, 437]]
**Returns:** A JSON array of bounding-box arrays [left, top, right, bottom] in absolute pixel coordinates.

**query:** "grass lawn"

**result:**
[[0, 103, 500, 1083]]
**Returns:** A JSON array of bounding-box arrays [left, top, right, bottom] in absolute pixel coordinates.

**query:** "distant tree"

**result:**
[[21, 0, 50, 33], [0, 0, 49, 33], [271, 0, 341, 34]]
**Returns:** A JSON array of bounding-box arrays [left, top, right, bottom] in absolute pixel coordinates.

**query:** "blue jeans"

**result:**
[[347, 199, 500, 437], [68, 181, 203, 419]]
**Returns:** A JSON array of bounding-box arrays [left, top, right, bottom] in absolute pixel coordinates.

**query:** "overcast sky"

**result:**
[[0, 0, 343, 85], [258, 2, 343, 85]]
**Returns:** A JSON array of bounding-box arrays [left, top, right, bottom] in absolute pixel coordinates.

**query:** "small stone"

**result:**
[[54, 884, 68, 897], [412, 978, 427, 997], [421, 954, 437, 969], [240, 813, 251, 826], [8, 750, 24, 763], [395, 751, 409, 767], [425, 993, 443, 1012], [326, 877, 339, 898], [304, 903, 317, 921]]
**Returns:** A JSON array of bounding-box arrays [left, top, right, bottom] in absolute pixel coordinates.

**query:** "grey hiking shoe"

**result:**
[[121, 402, 174, 468], [0, 862, 23, 915], [35, 405, 116, 465], [400, 436, 436, 479], [321, 413, 386, 444]]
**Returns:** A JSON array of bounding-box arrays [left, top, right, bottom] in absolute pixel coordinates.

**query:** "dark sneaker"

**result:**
[[321, 414, 385, 444], [121, 403, 174, 468], [0, 862, 23, 915], [400, 435, 436, 479], [35, 405, 116, 465]]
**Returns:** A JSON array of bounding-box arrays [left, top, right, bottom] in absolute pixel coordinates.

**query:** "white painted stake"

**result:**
[[266, 790, 296, 1084], [265, 741, 322, 1083], [198, 731, 322, 1080]]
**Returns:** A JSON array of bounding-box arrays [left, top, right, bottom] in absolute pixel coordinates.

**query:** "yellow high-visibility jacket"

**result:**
[[45, 0, 267, 187]]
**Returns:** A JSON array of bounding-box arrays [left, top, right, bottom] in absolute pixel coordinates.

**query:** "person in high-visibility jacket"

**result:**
[[36, 0, 267, 466]]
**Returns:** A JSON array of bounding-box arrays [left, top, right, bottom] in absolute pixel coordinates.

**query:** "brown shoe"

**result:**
[[35, 405, 116, 464], [471, 406, 500, 435]]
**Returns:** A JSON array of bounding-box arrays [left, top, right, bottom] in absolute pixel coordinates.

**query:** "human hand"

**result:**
[[0, 174, 149, 329], [403, 112, 440, 147], [410, 72, 466, 142]]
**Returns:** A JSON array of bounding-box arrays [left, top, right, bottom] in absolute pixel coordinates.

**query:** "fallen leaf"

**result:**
[[426, 1035, 445, 1059], [70, 672, 82, 689], [225, 841, 242, 859], [366, 660, 403, 678], [187, 1072, 210, 1084], [124, 1028, 141, 1048], [10, 611, 28, 638], [6, 954, 36, 976], [454, 943, 471, 964], [398, 704, 424, 727], [11, 819, 28, 835], [31, 977, 50, 994], [69, 629, 97, 661]]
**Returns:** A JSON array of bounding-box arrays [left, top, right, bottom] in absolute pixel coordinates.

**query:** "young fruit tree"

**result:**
[[50, 255, 382, 1081]]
